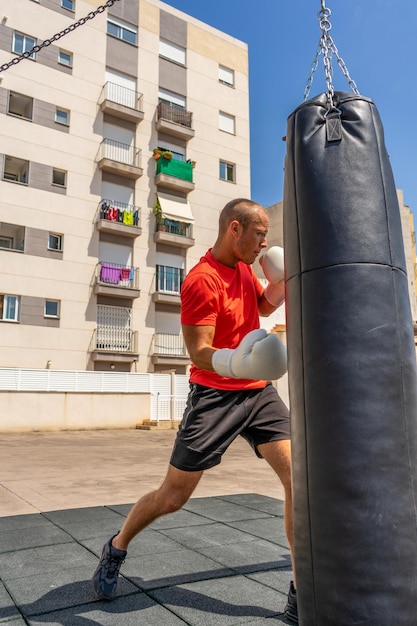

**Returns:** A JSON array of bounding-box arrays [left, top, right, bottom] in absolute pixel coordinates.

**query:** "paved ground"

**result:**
[[0, 429, 294, 625]]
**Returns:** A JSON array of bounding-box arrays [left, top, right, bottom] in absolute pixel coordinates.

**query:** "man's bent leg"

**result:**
[[92, 465, 203, 600], [114, 464, 204, 550]]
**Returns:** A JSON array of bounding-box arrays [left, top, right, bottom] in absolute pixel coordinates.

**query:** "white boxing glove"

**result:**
[[212, 328, 287, 380], [259, 246, 285, 307]]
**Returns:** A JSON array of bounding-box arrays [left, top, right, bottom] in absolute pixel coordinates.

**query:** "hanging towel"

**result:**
[[120, 267, 130, 281], [123, 211, 134, 225]]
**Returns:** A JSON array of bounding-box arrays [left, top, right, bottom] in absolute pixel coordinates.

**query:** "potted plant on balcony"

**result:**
[[162, 150, 173, 160], [153, 148, 163, 160], [153, 199, 166, 231]]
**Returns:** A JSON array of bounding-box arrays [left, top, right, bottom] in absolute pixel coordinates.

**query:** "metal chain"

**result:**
[[304, 1, 359, 104], [303, 41, 321, 102], [319, 7, 335, 107], [0, 0, 121, 73]]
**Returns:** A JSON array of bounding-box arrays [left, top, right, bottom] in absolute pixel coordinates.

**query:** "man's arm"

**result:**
[[182, 324, 216, 371], [258, 285, 285, 316], [182, 323, 287, 380], [258, 246, 286, 316]]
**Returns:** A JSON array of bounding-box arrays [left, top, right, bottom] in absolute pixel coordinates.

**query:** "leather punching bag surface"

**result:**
[[283, 92, 417, 625]]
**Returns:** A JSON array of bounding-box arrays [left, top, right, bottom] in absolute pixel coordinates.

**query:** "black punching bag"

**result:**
[[283, 91, 417, 625]]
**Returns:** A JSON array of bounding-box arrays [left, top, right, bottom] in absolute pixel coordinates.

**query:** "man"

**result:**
[[92, 198, 298, 623]]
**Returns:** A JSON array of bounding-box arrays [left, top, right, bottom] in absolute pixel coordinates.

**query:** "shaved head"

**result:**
[[219, 198, 268, 234]]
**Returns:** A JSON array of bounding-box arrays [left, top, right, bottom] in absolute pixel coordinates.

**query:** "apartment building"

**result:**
[[0, 0, 251, 374]]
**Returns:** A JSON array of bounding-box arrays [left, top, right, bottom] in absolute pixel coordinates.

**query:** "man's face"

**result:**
[[235, 219, 269, 265]]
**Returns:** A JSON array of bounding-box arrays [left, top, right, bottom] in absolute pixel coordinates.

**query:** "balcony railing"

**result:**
[[98, 199, 141, 228], [98, 139, 141, 168], [155, 157, 193, 182], [100, 81, 143, 112], [156, 219, 193, 238], [94, 305, 137, 353], [153, 333, 188, 356], [96, 262, 139, 289], [157, 102, 192, 128], [155, 265, 184, 295], [93, 328, 138, 352]]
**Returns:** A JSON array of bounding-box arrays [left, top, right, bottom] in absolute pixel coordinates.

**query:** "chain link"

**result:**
[[0, 0, 121, 73], [304, 2, 359, 105]]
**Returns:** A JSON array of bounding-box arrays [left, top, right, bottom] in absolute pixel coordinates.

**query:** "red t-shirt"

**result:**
[[181, 250, 266, 390]]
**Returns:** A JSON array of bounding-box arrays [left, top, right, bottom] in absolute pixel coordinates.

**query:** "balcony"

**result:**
[[91, 304, 138, 363], [94, 262, 140, 299], [97, 139, 143, 179], [156, 102, 194, 141], [154, 218, 194, 249], [99, 81, 144, 124], [152, 265, 183, 306], [151, 332, 190, 367], [91, 329, 139, 363], [155, 156, 194, 193], [96, 200, 142, 238], [0, 222, 25, 252]]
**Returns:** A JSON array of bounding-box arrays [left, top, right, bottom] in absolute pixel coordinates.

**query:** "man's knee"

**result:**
[[158, 466, 203, 515], [163, 490, 190, 514]]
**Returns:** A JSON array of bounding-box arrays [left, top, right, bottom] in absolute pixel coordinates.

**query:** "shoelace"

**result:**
[[104, 553, 125, 577]]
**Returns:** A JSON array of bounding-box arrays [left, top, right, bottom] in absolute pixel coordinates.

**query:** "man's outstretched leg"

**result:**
[[259, 439, 297, 624], [92, 465, 203, 600]]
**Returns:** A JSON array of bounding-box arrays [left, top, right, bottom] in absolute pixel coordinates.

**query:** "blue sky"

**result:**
[[163, 0, 417, 219]]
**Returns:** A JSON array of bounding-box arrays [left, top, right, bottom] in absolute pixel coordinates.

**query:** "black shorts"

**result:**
[[170, 382, 290, 472]]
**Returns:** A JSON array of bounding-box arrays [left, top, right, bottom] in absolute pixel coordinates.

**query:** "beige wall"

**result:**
[[0, 391, 150, 433]]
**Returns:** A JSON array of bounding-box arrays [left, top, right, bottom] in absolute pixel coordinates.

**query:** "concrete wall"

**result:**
[[0, 392, 151, 433]]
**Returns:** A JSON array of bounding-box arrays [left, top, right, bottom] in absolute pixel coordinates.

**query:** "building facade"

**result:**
[[0, 0, 251, 374]]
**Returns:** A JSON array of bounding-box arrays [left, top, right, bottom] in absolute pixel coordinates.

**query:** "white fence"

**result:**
[[0, 369, 151, 392], [0, 369, 190, 425]]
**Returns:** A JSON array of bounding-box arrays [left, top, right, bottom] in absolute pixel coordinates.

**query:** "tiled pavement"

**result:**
[[0, 431, 295, 625], [0, 494, 294, 625]]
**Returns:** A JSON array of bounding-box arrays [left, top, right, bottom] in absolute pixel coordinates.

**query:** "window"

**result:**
[[220, 160, 235, 182], [158, 88, 186, 109], [219, 65, 234, 87], [58, 49, 73, 67], [55, 108, 70, 125], [52, 169, 67, 188], [3, 156, 29, 184], [0, 237, 13, 249], [0, 295, 20, 322], [159, 38, 186, 65], [61, 0, 74, 10], [48, 233, 63, 251], [45, 300, 60, 318], [156, 265, 184, 295], [107, 18, 137, 45], [0, 223, 24, 251], [7, 91, 33, 120], [104, 69, 137, 108], [156, 143, 185, 161], [12, 32, 36, 60], [219, 111, 235, 134]]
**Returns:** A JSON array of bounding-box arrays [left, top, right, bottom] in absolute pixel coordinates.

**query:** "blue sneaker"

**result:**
[[284, 581, 298, 623], [92, 533, 127, 600]]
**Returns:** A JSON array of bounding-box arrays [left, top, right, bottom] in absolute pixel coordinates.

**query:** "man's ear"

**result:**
[[230, 220, 241, 238]]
